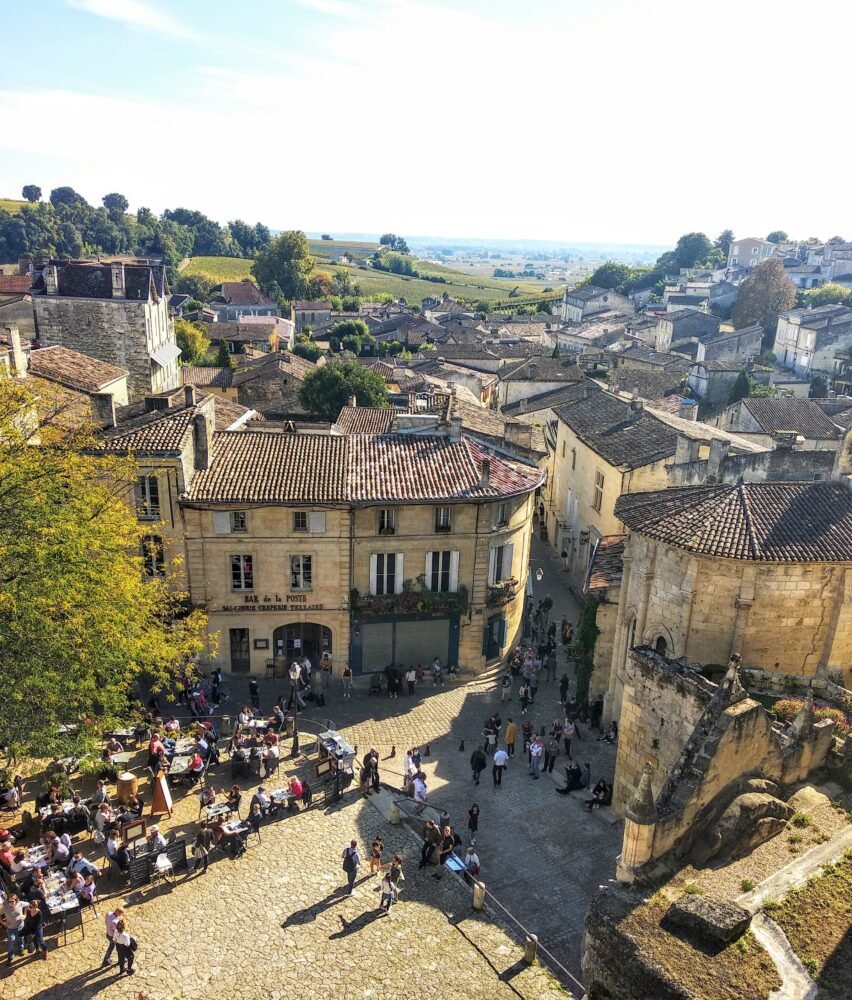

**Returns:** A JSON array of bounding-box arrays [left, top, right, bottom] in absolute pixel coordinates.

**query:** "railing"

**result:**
[[486, 578, 519, 608]]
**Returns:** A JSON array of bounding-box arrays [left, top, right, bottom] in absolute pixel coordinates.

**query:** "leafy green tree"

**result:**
[[809, 375, 829, 398], [341, 334, 362, 354], [802, 283, 852, 308], [21, 185, 41, 202], [49, 186, 87, 207], [766, 230, 788, 244], [307, 270, 334, 299], [215, 340, 235, 368], [321, 234, 333, 241], [330, 319, 369, 341], [728, 371, 777, 405], [292, 334, 323, 362], [174, 273, 214, 301], [715, 229, 735, 256], [300, 357, 389, 421], [0, 373, 207, 758], [732, 258, 797, 348], [380, 233, 409, 253], [175, 319, 211, 365], [252, 230, 315, 300], [102, 192, 129, 215]]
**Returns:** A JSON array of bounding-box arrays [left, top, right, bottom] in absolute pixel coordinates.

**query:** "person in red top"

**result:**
[[263, 731, 279, 747], [287, 777, 302, 812], [147, 734, 165, 770], [0, 842, 15, 871], [188, 753, 205, 785]]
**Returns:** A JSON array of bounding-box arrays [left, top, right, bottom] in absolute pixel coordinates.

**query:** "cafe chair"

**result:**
[[151, 852, 175, 893], [264, 659, 275, 681], [246, 824, 261, 847]]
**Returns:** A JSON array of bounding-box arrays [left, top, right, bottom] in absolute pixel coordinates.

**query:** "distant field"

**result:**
[[308, 239, 379, 262], [0, 198, 26, 214], [180, 252, 563, 307], [180, 256, 254, 282]]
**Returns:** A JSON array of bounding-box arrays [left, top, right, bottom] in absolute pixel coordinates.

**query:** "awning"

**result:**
[[150, 341, 183, 367]]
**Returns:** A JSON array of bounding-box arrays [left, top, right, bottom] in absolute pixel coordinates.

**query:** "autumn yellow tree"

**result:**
[[0, 373, 208, 758]]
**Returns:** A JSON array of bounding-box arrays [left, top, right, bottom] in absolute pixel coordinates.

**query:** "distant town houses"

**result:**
[[210, 280, 278, 321], [293, 300, 332, 332], [560, 284, 633, 323], [727, 236, 776, 269], [773, 303, 852, 377]]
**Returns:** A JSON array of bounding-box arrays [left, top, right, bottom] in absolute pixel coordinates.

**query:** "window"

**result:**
[[654, 636, 668, 656], [135, 475, 160, 520], [426, 550, 459, 592], [230, 511, 247, 533], [370, 552, 404, 595], [378, 508, 395, 535], [495, 502, 507, 527], [434, 506, 451, 532], [293, 511, 308, 532], [290, 555, 312, 591], [592, 471, 605, 513], [141, 535, 164, 576], [231, 554, 254, 591], [488, 542, 514, 584]]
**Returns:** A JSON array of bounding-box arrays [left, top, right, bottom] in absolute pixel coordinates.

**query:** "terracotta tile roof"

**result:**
[[183, 433, 543, 504], [499, 357, 585, 383], [231, 352, 317, 387], [503, 381, 598, 415], [611, 370, 684, 401], [615, 482, 852, 562], [554, 393, 679, 469], [0, 275, 31, 293], [207, 322, 280, 343], [294, 300, 332, 311], [220, 282, 274, 306], [586, 534, 627, 594], [565, 284, 609, 302], [102, 403, 198, 454], [740, 398, 842, 439], [213, 396, 253, 428], [336, 406, 394, 434], [181, 366, 234, 389], [29, 345, 128, 393]]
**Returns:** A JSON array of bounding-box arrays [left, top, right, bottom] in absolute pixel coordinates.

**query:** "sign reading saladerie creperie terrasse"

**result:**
[[219, 594, 326, 612]]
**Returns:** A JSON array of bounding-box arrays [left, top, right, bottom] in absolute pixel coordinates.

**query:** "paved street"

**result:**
[[5, 537, 620, 1000]]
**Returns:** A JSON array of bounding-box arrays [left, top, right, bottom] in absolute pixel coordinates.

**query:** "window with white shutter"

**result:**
[[426, 551, 458, 592], [213, 511, 231, 534], [309, 512, 326, 533]]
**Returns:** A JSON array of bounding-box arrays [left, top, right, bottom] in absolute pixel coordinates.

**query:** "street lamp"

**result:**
[[288, 661, 300, 756]]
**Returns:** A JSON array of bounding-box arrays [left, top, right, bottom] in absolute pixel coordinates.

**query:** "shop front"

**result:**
[[349, 614, 460, 674]]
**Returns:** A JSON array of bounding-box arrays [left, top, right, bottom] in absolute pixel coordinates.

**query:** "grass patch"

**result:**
[[763, 899, 781, 912], [788, 833, 803, 845], [181, 256, 254, 283], [771, 851, 852, 998], [791, 812, 812, 828], [740, 878, 756, 892], [0, 198, 26, 214], [683, 883, 703, 895]]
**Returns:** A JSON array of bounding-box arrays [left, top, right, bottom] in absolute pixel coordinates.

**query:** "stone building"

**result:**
[[30, 260, 180, 401], [773, 303, 852, 377], [713, 396, 843, 453], [561, 285, 632, 323], [603, 482, 852, 729], [231, 351, 320, 418], [0, 273, 36, 340], [179, 429, 541, 675], [210, 281, 278, 322], [293, 300, 332, 332]]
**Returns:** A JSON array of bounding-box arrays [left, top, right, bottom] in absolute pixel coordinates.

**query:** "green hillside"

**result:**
[[180, 249, 560, 307], [0, 199, 26, 214], [308, 239, 379, 262]]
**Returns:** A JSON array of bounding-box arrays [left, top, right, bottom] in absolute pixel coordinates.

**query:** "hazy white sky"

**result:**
[[1, 0, 850, 245]]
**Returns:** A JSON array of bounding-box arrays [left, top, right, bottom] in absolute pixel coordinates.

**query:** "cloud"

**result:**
[[67, 0, 195, 39]]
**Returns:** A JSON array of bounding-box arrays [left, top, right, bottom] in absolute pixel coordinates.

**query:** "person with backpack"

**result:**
[[341, 839, 360, 895]]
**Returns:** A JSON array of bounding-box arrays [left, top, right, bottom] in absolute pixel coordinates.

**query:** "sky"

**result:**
[[0, 0, 850, 246]]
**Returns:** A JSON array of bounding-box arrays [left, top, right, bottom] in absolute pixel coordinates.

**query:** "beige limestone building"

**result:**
[[603, 482, 852, 727]]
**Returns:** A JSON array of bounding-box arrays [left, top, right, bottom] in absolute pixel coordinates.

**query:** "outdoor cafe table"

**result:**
[[46, 889, 82, 945], [172, 738, 196, 755], [24, 844, 49, 870], [168, 756, 192, 777], [107, 728, 136, 742], [110, 751, 133, 767], [222, 821, 249, 837], [38, 799, 75, 820], [204, 802, 232, 821], [240, 720, 269, 733], [270, 789, 295, 806]]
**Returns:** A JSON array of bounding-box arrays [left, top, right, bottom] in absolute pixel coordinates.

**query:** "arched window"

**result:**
[[141, 535, 165, 576], [654, 635, 668, 656]]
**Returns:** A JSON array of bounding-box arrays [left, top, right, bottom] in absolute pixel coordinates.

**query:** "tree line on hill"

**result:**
[[0, 184, 271, 277]]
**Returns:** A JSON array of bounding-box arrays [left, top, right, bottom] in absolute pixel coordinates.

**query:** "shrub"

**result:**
[[763, 899, 781, 912], [772, 697, 851, 735], [683, 883, 703, 895], [740, 878, 756, 892], [791, 812, 811, 828]]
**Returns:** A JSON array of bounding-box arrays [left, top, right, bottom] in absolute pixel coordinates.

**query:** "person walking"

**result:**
[[500, 673, 512, 703], [558, 673, 570, 706], [342, 839, 360, 894], [529, 736, 543, 779], [492, 746, 508, 788], [544, 737, 559, 774], [470, 746, 486, 785], [413, 773, 428, 814], [519, 681, 530, 716], [405, 666, 416, 696], [379, 871, 395, 913], [1, 894, 25, 966], [505, 717, 517, 758], [249, 677, 260, 710], [112, 918, 135, 975], [563, 718, 581, 759], [369, 836, 384, 876], [483, 722, 497, 756], [467, 803, 479, 842], [342, 664, 353, 699], [22, 900, 47, 960], [102, 905, 125, 966]]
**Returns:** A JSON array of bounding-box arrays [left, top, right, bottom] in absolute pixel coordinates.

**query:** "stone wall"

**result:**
[[235, 371, 307, 417]]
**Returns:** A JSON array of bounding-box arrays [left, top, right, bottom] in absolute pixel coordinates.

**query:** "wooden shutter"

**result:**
[[213, 511, 230, 534], [498, 617, 507, 647], [395, 553, 405, 594], [488, 547, 497, 585], [504, 542, 514, 580], [425, 552, 433, 588], [449, 551, 460, 592], [309, 512, 326, 533], [369, 554, 378, 596]]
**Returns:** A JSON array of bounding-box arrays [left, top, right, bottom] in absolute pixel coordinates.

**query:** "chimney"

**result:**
[[629, 397, 644, 416], [528, 362, 538, 379], [193, 412, 214, 470], [91, 392, 117, 428], [479, 458, 491, 488], [674, 434, 700, 464], [449, 415, 463, 442], [772, 430, 802, 451], [144, 395, 172, 412], [44, 265, 58, 295], [707, 437, 728, 479], [678, 398, 698, 421], [111, 262, 126, 299], [518, 397, 527, 412], [184, 385, 197, 407], [348, 394, 357, 407], [7, 326, 27, 377], [447, 381, 457, 397]]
